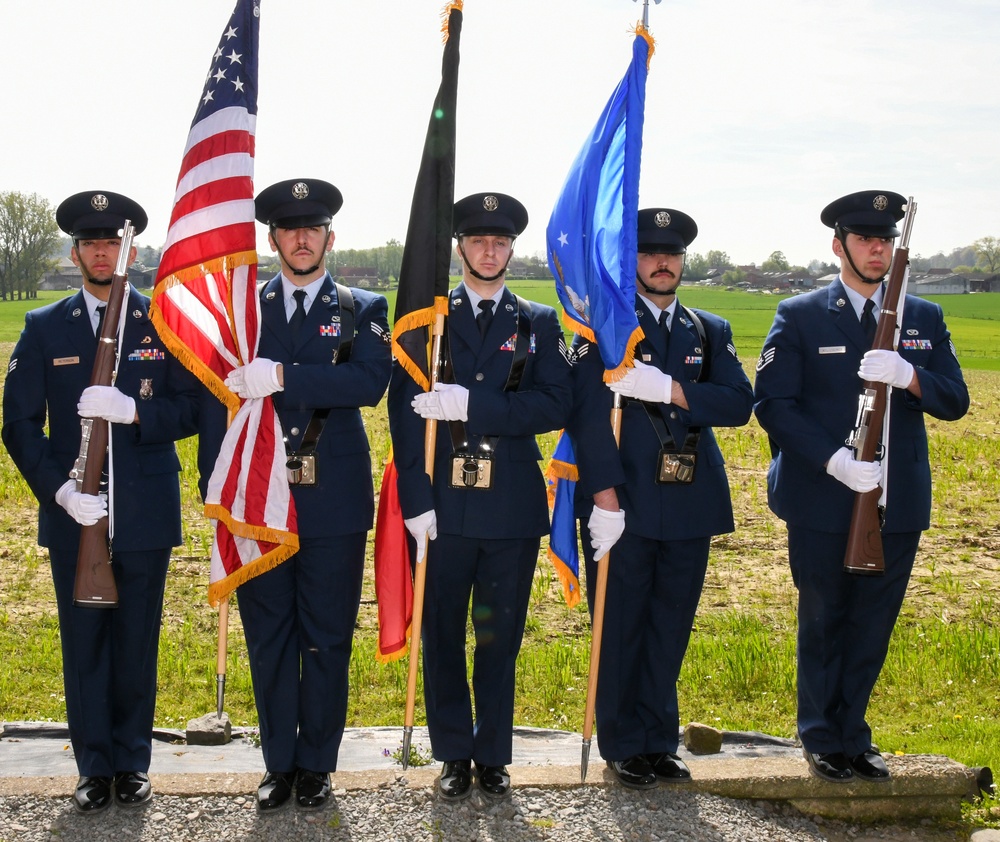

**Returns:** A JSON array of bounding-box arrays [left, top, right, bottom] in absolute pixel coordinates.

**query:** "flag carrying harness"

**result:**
[[283, 283, 356, 486], [441, 294, 533, 490], [636, 306, 710, 484]]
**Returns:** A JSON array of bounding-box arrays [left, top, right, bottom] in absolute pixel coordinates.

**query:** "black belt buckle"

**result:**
[[286, 452, 317, 486], [449, 452, 494, 490], [657, 450, 696, 484]]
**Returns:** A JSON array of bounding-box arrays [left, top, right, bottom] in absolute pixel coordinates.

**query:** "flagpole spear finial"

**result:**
[[632, 0, 663, 29]]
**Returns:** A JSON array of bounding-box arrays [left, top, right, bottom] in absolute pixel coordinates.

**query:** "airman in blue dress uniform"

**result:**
[[212, 178, 392, 812], [2, 191, 201, 813], [387, 192, 572, 800], [753, 190, 969, 782], [567, 208, 753, 788]]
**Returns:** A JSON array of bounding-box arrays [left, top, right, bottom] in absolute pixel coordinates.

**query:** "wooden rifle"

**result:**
[[70, 220, 135, 607], [843, 198, 916, 575]]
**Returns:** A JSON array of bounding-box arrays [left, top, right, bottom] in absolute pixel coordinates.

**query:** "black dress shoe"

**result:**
[[646, 752, 691, 781], [257, 771, 295, 812], [607, 756, 657, 790], [474, 763, 511, 798], [73, 776, 112, 814], [803, 749, 854, 782], [113, 771, 151, 806], [438, 760, 472, 801], [850, 749, 891, 781], [296, 769, 331, 809]]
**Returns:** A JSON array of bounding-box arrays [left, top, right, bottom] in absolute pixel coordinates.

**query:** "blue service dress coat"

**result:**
[[567, 299, 753, 760], [387, 283, 572, 765], [2, 286, 200, 778], [205, 273, 392, 775], [753, 277, 969, 756]]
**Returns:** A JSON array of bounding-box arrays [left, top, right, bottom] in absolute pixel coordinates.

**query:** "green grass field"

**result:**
[[4, 284, 999, 370], [0, 282, 998, 830]]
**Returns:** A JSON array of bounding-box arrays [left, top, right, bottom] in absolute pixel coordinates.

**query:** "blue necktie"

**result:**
[[861, 299, 877, 347], [289, 289, 307, 341], [476, 299, 494, 337]]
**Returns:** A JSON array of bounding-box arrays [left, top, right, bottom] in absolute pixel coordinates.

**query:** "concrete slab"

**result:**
[[0, 722, 981, 823]]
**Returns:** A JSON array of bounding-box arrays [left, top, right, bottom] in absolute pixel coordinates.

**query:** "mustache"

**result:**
[[651, 269, 676, 279]]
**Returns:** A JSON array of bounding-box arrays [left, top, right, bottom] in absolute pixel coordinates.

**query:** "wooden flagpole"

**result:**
[[401, 312, 447, 768], [580, 393, 623, 780]]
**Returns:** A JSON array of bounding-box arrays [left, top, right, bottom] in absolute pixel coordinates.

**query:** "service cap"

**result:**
[[821, 190, 907, 238], [637, 208, 697, 254], [255, 179, 343, 228], [56, 191, 148, 238], [453, 192, 528, 237]]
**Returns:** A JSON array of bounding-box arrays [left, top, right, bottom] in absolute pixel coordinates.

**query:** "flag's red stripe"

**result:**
[[176, 130, 255, 185], [168, 174, 254, 229], [158, 222, 256, 278]]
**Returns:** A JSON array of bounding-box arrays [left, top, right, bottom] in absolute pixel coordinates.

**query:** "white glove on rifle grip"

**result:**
[[77, 385, 136, 425], [55, 479, 108, 526], [858, 349, 915, 390], [825, 446, 882, 493], [607, 361, 672, 404], [403, 510, 438, 564], [588, 506, 626, 560]]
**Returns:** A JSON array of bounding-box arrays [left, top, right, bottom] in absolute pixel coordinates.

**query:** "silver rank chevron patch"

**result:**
[[756, 347, 775, 372], [371, 323, 390, 345], [7, 358, 17, 374], [728, 343, 738, 358], [558, 336, 570, 364]]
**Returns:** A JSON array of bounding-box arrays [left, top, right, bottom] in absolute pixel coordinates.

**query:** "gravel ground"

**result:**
[[0, 780, 971, 842]]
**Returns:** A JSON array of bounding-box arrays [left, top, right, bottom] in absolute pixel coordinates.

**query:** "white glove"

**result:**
[[403, 510, 438, 564], [608, 360, 673, 404], [826, 446, 882, 493], [411, 383, 470, 422], [858, 349, 915, 390], [77, 385, 136, 425], [225, 358, 282, 399], [588, 506, 625, 560], [55, 479, 108, 526]]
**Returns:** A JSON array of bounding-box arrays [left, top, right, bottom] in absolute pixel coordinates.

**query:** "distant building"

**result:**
[[40, 258, 152, 290], [811, 271, 971, 295], [743, 270, 816, 291], [39, 257, 78, 291], [338, 266, 382, 289]]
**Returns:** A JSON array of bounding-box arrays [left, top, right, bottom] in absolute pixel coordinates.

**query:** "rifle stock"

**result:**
[[71, 221, 135, 607], [843, 198, 916, 575]]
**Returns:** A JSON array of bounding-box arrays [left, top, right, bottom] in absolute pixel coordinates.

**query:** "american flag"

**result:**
[[151, 0, 299, 606]]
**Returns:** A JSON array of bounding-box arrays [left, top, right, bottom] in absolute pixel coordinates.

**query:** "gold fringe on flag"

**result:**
[[442, 1, 464, 41], [391, 295, 450, 392], [204, 506, 300, 607], [149, 250, 259, 415]]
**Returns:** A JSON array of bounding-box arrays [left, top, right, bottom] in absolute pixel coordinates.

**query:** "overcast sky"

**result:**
[[5, 0, 999, 269]]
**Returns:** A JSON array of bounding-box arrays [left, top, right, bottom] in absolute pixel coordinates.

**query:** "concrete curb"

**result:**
[[0, 723, 981, 822]]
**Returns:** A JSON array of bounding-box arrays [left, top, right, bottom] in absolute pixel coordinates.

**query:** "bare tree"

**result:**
[[0, 191, 60, 301]]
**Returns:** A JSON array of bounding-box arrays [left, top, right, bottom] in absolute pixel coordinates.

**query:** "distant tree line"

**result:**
[[2, 189, 1000, 300]]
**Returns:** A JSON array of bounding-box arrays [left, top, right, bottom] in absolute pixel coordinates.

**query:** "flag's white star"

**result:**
[[223, 26, 238, 40], [214, 46, 223, 61], [232, 76, 245, 93], [213, 67, 227, 83], [202, 88, 215, 106], [558, 231, 569, 247], [226, 49, 243, 65]]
